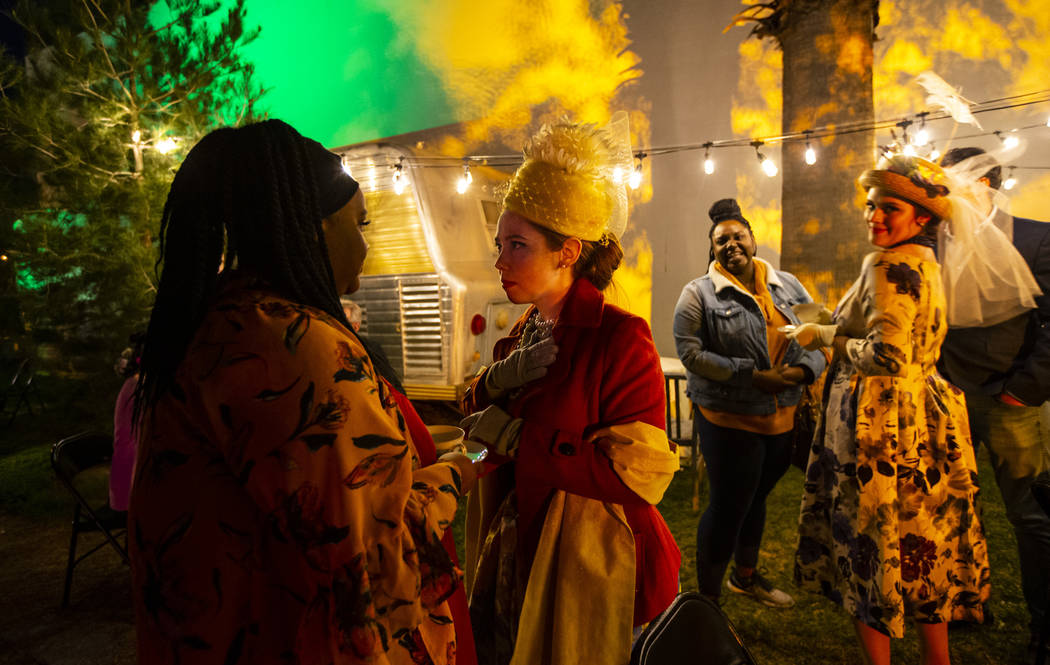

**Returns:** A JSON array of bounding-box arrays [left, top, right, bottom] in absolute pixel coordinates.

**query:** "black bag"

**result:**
[[630, 592, 758, 665], [790, 383, 820, 471]]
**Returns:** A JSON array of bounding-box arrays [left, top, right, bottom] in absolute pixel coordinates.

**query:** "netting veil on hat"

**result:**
[[502, 111, 633, 242], [859, 152, 1040, 327]]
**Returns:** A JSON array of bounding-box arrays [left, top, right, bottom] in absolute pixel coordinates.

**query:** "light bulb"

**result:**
[[902, 143, 917, 157], [131, 130, 141, 143], [1004, 176, 1017, 190], [456, 165, 472, 194], [761, 157, 778, 177], [1004, 134, 1020, 149], [929, 148, 941, 161], [155, 138, 177, 154], [612, 167, 624, 184], [804, 145, 816, 165], [628, 165, 642, 190], [1046, 115, 1050, 128], [392, 170, 406, 195], [704, 156, 714, 175], [914, 128, 929, 146]]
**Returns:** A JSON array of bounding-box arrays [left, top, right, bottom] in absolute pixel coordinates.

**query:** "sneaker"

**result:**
[[726, 568, 795, 608]]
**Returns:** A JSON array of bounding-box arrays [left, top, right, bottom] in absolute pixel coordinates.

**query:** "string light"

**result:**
[[752, 141, 777, 177], [914, 112, 929, 146], [131, 129, 141, 143], [629, 153, 644, 190], [1003, 166, 1017, 190], [896, 119, 912, 148], [392, 158, 406, 195], [803, 131, 816, 165], [335, 88, 1050, 196], [995, 130, 1020, 150], [456, 162, 473, 194], [155, 137, 177, 154]]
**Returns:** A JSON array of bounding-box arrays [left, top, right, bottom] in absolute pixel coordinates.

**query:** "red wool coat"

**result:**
[[464, 278, 681, 625]]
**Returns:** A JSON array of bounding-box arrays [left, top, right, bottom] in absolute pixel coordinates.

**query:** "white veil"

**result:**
[[937, 148, 1041, 327]]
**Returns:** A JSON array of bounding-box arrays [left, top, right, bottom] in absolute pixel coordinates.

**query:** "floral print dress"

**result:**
[[130, 283, 464, 665], [795, 249, 990, 638]]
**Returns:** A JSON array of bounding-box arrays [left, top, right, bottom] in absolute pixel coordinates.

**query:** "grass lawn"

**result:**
[[0, 375, 1038, 664]]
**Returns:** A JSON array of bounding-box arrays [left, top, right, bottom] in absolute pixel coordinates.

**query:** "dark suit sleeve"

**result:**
[[1003, 221, 1050, 404]]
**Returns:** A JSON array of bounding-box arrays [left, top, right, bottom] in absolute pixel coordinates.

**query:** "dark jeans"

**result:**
[[694, 406, 793, 598], [966, 392, 1050, 634]]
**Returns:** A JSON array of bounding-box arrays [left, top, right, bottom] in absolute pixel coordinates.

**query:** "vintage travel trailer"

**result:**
[[333, 141, 525, 400]]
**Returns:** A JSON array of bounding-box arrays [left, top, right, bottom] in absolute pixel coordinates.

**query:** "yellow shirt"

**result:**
[[699, 260, 797, 435]]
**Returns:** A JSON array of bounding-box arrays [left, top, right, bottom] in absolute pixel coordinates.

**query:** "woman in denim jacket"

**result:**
[[673, 198, 826, 607]]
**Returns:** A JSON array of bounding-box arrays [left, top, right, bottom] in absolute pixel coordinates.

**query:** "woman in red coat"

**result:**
[[460, 116, 680, 665]]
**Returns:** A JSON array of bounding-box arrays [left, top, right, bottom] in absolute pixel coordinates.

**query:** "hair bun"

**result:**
[[709, 198, 742, 223]]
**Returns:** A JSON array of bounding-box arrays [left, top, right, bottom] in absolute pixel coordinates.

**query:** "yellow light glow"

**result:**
[[761, 157, 778, 177], [155, 138, 177, 154], [628, 164, 642, 189]]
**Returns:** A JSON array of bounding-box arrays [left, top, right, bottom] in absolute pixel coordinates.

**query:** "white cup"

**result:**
[[427, 425, 466, 455]]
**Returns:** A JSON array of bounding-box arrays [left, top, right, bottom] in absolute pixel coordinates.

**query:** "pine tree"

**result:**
[[0, 0, 262, 370]]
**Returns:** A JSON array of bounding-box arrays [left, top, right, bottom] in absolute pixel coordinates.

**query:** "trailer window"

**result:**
[[361, 189, 434, 275]]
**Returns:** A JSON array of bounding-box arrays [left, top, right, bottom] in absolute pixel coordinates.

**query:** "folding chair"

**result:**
[[3, 358, 46, 425], [50, 432, 130, 607]]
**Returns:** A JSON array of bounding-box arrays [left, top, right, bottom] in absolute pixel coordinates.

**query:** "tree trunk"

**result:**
[[776, 0, 877, 305]]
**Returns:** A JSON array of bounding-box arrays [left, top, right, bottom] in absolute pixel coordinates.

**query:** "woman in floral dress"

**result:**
[[792, 155, 990, 665]]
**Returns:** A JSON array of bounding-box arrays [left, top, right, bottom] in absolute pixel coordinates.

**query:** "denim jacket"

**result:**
[[672, 258, 827, 415]]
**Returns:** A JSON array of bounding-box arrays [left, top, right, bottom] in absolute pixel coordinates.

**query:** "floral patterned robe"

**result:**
[[795, 249, 990, 638], [130, 283, 464, 665]]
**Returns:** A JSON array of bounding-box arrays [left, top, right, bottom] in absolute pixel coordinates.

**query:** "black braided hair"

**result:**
[[134, 120, 360, 422], [707, 198, 755, 263]]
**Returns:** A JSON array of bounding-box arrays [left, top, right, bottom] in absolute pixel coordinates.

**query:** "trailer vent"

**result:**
[[399, 277, 449, 378]]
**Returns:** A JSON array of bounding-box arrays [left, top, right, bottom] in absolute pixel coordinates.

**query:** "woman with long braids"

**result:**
[[459, 116, 680, 665], [130, 120, 477, 665]]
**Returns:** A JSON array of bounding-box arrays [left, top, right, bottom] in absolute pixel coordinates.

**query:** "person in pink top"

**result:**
[[110, 332, 143, 512]]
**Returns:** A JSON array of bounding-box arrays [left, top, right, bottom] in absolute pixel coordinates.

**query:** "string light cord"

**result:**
[[338, 89, 1050, 172]]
